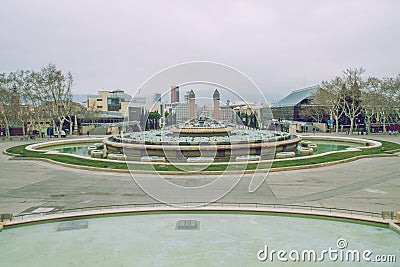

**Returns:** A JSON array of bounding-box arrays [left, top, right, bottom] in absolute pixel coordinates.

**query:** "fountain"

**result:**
[[103, 116, 301, 162]]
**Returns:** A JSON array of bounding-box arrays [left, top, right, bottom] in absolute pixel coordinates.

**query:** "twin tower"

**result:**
[[187, 89, 220, 121]]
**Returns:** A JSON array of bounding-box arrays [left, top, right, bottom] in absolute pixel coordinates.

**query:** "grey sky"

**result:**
[[1, 0, 399, 103]]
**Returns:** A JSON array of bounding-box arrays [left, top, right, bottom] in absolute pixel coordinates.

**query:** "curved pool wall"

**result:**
[[270, 135, 382, 163], [301, 135, 382, 147], [26, 137, 104, 152], [50, 140, 361, 159], [1, 209, 399, 266], [104, 131, 301, 161]]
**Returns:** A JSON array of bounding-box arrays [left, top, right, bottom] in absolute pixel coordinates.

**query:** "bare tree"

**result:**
[[299, 103, 327, 123], [85, 100, 100, 125], [20, 70, 48, 135], [361, 75, 400, 133], [341, 68, 365, 134], [0, 73, 13, 138], [8, 70, 37, 137], [36, 64, 74, 136], [317, 77, 346, 132], [380, 74, 400, 125], [361, 77, 382, 134], [1, 65, 79, 138]]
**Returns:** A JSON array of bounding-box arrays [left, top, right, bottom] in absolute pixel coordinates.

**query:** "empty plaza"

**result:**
[[1, 134, 399, 216]]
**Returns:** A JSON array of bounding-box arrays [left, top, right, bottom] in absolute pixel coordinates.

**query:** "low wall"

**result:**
[[26, 137, 104, 153], [301, 135, 382, 149]]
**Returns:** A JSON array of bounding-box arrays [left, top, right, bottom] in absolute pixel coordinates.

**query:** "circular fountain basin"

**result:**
[[23, 136, 382, 171], [0, 211, 398, 266], [105, 130, 301, 162]]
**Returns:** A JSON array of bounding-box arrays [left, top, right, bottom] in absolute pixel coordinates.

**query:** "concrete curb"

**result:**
[[2, 135, 397, 175], [2, 149, 20, 157], [2, 207, 393, 230], [387, 148, 400, 153], [25, 138, 104, 153], [269, 153, 397, 172], [389, 222, 400, 235], [5, 151, 398, 175], [8, 157, 130, 173]]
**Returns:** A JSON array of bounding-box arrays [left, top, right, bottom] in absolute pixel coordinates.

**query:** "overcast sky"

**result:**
[[1, 0, 399, 103]]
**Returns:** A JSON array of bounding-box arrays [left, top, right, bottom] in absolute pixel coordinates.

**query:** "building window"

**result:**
[[108, 105, 120, 112], [97, 98, 103, 101], [97, 106, 103, 108]]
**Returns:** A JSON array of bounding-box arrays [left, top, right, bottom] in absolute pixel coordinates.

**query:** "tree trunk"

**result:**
[[69, 116, 73, 136], [59, 118, 64, 137], [52, 119, 57, 137], [4, 117, 10, 139], [21, 121, 25, 137], [382, 115, 387, 133], [349, 118, 354, 135], [335, 116, 339, 133]]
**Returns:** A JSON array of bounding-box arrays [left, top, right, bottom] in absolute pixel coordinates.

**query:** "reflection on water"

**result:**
[[299, 140, 358, 156], [55, 144, 91, 157], [53, 140, 360, 159]]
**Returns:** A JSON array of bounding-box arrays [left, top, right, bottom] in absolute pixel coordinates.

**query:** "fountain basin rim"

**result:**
[[2, 206, 392, 229], [103, 136, 302, 150], [23, 136, 382, 166]]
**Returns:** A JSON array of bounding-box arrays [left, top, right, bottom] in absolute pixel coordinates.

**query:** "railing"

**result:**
[[8, 202, 383, 223]]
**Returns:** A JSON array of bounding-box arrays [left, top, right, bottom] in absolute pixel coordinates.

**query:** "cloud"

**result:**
[[0, 0, 399, 102]]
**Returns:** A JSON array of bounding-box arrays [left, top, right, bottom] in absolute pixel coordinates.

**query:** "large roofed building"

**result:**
[[271, 85, 319, 121]]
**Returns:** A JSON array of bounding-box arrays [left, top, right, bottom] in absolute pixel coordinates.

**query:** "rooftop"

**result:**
[[271, 85, 319, 108], [109, 90, 132, 101]]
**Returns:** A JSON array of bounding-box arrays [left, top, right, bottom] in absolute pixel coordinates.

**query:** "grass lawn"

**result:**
[[6, 144, 129, 170], [5, 138, 399, 172], [373, 139, 400, 151]]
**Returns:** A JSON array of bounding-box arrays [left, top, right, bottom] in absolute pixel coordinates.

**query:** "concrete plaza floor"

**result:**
[[0, 134, 399, 216]]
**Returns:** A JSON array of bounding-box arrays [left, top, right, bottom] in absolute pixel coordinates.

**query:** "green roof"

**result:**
[[97, 111, 124, 119], [110, 90, 132, 101], [271, 86, 319, 108]]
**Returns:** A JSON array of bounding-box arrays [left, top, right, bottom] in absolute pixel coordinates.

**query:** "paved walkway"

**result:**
[[0, 134, 399, 216]]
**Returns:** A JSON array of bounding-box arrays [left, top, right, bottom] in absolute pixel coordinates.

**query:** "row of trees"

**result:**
[[0, 64, 79, 138], [307, 68, 400, 133], [238, 112, 258, 128], [2, 65, 398, 137], [145, 111, 161, 130]]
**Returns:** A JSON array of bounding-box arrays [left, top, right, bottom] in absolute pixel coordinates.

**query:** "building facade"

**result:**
[[87, 90, 132, 115], [213, 89, 220, 121], [270, 86, 320, 121], [171, 86, 179, 103]]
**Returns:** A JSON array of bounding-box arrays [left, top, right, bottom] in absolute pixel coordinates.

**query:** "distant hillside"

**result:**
[[72, 94, 97, 104]]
